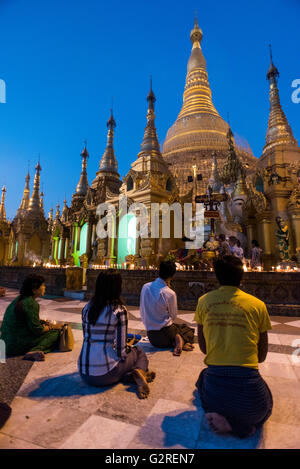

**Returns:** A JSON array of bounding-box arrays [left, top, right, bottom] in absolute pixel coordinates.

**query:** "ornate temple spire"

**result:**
[[220, 127, 245, 185], [75, 144, 89, 196], [61, 197, 68, 222], [264, 45, 297, 153], [98, 109, 119, 174], [138, 79, 162, 158], [48, 207, 53, 232], [176, 18, 220, 121], [40, 183, 44, 211], [28, 161, 42, 211], [0, 186, 6, 221], [55, 203, 60, 220], [19, 171, 31, 211], [232, 169, 248, 198]]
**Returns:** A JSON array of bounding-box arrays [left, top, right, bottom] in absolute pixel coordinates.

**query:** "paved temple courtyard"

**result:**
[[0, 288, 300, 450]]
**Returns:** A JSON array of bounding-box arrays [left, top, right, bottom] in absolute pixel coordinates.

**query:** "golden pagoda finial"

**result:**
[[18, 168, 31, 211], [190, 14, 203, 47], [28, 159, 42, 211], [75, 144, 89, 196], [98, 108, 119, 174], [138, 80, 161, 158], [55, 202, 60, 220], [264, 46, 297, 152]]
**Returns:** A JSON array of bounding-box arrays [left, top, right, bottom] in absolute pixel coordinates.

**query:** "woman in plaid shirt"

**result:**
[[78, 270, 154, 399]]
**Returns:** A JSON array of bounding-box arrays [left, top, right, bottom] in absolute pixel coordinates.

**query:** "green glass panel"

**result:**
[[117, 214, 136, 265], [79, 223, 88, 256]]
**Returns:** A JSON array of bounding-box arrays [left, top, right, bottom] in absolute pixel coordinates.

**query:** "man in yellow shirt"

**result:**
[[194, 255, 273, 438]]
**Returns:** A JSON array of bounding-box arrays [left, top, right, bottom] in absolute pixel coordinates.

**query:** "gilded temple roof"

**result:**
[[162, 18, 257, 197], [162, 18, 230, 157]]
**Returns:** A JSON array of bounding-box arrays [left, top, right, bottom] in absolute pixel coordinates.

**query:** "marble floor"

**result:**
[[0, 288, 300, 449]]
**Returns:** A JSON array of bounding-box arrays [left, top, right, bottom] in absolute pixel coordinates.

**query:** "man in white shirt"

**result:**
[[140, 261, 194, 356]]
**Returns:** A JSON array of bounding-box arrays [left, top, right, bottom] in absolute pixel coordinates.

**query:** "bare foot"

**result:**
[[182, 342, 194, 351], [206, 412, 232, 434], [173, 334, 183, 356], [23, 351, 45, 361], [132, 369, 150, 399], [145, 370, 156, 383]]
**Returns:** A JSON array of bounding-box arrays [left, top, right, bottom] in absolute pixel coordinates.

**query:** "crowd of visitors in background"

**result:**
[[169, 234, 264, 270]]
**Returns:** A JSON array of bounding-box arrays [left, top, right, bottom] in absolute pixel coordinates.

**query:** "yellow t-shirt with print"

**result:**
[[194, 286, 272, 370]]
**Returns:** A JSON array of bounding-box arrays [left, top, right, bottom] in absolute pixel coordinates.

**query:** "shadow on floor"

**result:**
[[27, 372, 113, 398], [135, 389, 263, 449], [26, 371, 144, 400], [160, 410, 263, 449]]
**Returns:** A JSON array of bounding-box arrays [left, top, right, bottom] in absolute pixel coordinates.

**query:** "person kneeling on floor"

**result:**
[[140, 261, 194, 356], [194, 255, 273, 438]]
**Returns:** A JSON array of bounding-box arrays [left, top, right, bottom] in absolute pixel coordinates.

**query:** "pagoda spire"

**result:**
[[19, 170, 31, 211], [176, 18, 220, 120], [264, 45, 297, 153], [0, 186, 6, 221], [138, 79, 162, 158], [54, 203, 60, 220], [98, 109, 119, 174], [61, 197, 68, 222], [28, 160, 42, 211], [75, 144, 89, 196], [232, 169, 248, 198]]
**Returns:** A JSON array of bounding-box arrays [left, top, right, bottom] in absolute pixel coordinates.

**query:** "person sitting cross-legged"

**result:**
[[140, 261, 194, 356], [194, 255, 273, 438], [78, 270, 155, 399], [0, 274, 62, 361]]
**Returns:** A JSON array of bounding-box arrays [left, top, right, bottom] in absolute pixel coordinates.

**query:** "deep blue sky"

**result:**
[[1, 0, 299, 219]]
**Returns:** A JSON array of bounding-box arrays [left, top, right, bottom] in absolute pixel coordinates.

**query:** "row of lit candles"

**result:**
[[32, 262, 299, 272]]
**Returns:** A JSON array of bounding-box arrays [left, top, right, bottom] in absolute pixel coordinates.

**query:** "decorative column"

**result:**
[[257, 211, 273, 269]]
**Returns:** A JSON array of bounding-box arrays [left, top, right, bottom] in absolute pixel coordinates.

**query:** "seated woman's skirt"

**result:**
[[196, 365, 273, 438]]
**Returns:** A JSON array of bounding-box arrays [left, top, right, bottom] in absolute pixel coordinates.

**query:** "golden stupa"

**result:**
[[162, 18, 258, 196]]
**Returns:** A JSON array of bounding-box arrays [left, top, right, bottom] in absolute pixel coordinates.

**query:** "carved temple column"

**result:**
[[257, 211, 273, 269], [288, 206, 300, 255]]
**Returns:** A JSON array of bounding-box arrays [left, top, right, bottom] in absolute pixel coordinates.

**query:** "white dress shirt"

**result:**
[[140, 277, 178, 331]]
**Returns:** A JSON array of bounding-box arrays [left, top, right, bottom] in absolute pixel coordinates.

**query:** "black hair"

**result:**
[[236, 239, 241, 247], [252, 239, 259, 247], [19, 274, 45, 298], [218, 234, 226, 242], [159, 260, 177, 280], [213, 255, 243, 287], [88, 270, 123, 326], [229, 236, 237, 244], [15, 274, 45, 319]]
